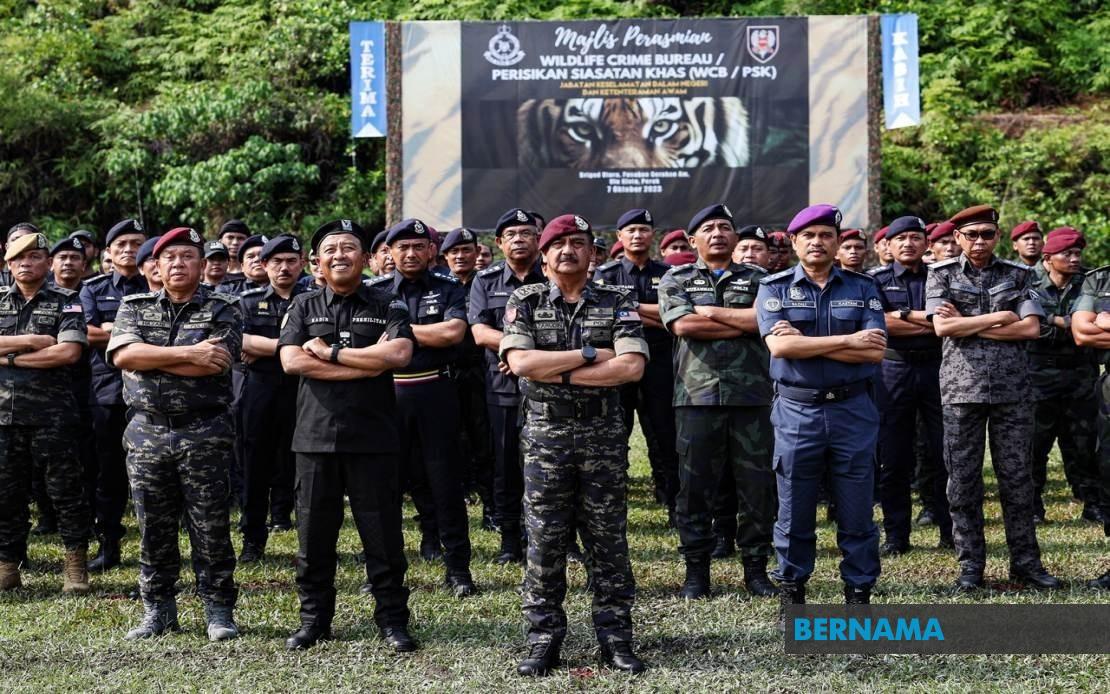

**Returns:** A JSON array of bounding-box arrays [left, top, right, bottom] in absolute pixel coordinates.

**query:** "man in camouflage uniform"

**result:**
[[0, 232, 91, 593], [1028, 228, 1102, 523], [657, 205, 777, 599], [1067, 238, 1110, 589], [925, 204, 1060, 591], [501, 214, 648, 677], [107, 227, 241, 641]]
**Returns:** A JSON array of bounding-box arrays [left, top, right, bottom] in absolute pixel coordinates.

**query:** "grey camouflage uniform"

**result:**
[[499, 280, 649, 648], [0, 284, 90, 561], [1072, 266, 1110, 533], [106, 286, 241, 606], [925, 254, 1047, 574]]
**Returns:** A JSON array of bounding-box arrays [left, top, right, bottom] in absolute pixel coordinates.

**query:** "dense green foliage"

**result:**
[[1, 1, 1106, 258]]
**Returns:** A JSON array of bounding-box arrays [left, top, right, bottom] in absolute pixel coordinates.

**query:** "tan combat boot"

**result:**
[[0, 560, 21, 590], [62, 547, 91, 594]]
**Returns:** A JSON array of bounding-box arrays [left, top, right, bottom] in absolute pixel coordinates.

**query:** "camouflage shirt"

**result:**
[[924, 254, 1044, 405], [106, 286, 242, 416], [658, 258, 771, 407], [1027, 269, 1096, 399], [0, 283, 87, 426], [1072, 265, 1110, 367], [499, 280, 649, 405]]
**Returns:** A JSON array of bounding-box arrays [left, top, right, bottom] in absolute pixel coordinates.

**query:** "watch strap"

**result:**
[[330, 344, 341, 364]]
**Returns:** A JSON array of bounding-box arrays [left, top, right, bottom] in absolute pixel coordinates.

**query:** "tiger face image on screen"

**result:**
[[517, 97, 750, 170]]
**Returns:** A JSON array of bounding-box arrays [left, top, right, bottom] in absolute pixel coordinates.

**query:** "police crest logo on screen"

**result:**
[[484, 24, 525, 67], [746, 26, 779, 63]]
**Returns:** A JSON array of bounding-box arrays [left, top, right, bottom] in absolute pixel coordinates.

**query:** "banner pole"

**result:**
[[867, 14, 883, 230], [385, 20, 403, 228]]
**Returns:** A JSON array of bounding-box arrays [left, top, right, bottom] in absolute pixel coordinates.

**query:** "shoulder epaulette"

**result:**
[[82, 274, 111, 287], [122, 291, 158, 302], [1088, 264, 1110, 275], [365, 274, 392, 287], [761, 268, 794, 284], [845, 268, 877, 281], [866, 266, 885, 275], [239, 286, 267, 297], [597, 260, 620, 272], [738, 262, 768, 276], [593, 283, 628, 295], [210, 291, 240, 305], [928, 258, 960, 270], [1000, 258, 1033, 271], [431, 272, 459, 284], [668, 262, 696, 273], [511, 283, 547, 300], [46, 285, 78, 298], [477, 262, 504, 278]]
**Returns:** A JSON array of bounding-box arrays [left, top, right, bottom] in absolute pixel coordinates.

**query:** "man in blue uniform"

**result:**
[[367, 218, 476, 596], [755, 204, 886, 615], [594, 208, 679, 520], [78, 218, 149, 572], [468, 208, 546, 563], [871, 216, 952, 554]]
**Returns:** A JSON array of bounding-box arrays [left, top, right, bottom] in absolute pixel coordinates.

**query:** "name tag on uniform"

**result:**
[[491, 291, 511, 297], [308, 316, 331, 324], [950, 282, 980, 294], [783, 300, 816, 308], [535, 321, 561, 330], [190, 311, 213, 323], [141, 309, 163, 321], [38, 302, 58, 312], [138, 320, 170, 328], [36, 315, 53, 325], [352, 316, 386, 324], [988, 281, 1016, 295], [535, 309, 557, 321], [830, 299, 864, 308]]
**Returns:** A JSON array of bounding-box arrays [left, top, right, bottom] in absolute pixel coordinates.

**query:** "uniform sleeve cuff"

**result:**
[[105, 333, 142, 364], [614, 337, 650, 358], [498, 334, 535, 361], [659, 305, 694, 330], [1017, 299, 1045, 319], [57, 329, 88, 346], [924, 297, 946, 317]]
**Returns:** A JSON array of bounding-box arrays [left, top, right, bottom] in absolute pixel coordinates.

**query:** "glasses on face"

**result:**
[[502, 229, 537, 241], [957, 229, 997, 241]]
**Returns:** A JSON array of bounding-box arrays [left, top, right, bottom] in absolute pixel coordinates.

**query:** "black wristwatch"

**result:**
[[898, 308, 911, 321], [581, 345, 597, 363], [561, 372, 572, 385], [330, 344, 342, 364], [6, 354, 14, 367]]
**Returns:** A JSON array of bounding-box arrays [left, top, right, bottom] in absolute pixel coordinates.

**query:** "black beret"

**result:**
[[593, 237, 608, 251], [237, 234, 269, 262], [886, 215, 928, 240], [686, 204, 734, 235], [529, 210, 546, 230], [69, 229, 99, 248], [204, 241, 229, 258], [49, 235, 87, 256], [6, 222, 39, 242], [495, 208, 536, 237], [260, 235, 302, 261], [370, 230, 389, 253], [219, 219, 249, 237], [385, 218, 431, 246], [617, 208, 653, 229], [136, 236, 162, 266], [105, 218, 147, 246], [310, 219, 367, 253], [736, 225, 768, 242], [440, 227, 479, 253]]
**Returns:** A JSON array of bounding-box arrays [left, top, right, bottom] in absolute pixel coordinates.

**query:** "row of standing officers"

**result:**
[[1, 202, 1108, 677]]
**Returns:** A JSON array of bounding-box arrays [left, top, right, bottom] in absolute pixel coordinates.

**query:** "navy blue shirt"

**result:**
[[367, 270, 467, 376], [594, 255, 671, 347], [755, 264, 886, 389], [871, 261, 941, 352], [79, 270, 149, 405], [467, 259, 546, 407], [240, 283, 308, 374]]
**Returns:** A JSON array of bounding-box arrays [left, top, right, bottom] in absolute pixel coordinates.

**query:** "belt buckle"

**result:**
[[822, 389, 837, 403]]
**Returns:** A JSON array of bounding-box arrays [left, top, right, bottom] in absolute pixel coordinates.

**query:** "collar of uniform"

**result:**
[[155, 285, 206, 307], [692, 256, 742, 276], [891, 260, 925, 277], [546, 280, 597, 304], [501, 258, 544, 284], [7, 282, 49, 306], [111, 269, 142, 289], [393, 270, 430, 294], [619, 255, 651, 274], [789, 262, 846, 287], [956, 253, 999, 274]]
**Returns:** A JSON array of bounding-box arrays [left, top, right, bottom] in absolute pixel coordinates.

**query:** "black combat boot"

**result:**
[[517, 637, 562, 677], [844, 584, 871, 604], [678, 558, 711, 599], [286, 623, 332, 650], [87, 536, 121, 572], [599, 641, 646, 674], [1010, 565, 1063, 590], [777, 581, 806, 632], [419, 535, 443, 562], [445, 572, 478, 598], [710, 535, 735, 559], [1088, 570, 1110, 590], [238, 541, 264, 564], [380, 625, 418, 653], [742, 556, 779, 596], [495, 527, 523, 565]]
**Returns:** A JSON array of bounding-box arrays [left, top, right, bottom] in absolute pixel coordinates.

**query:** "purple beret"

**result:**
[[787, 204, 842, 234], [539, 214, 592, 252]]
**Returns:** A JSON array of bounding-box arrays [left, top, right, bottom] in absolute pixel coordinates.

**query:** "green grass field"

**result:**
[[2, 426, 1108, 692]]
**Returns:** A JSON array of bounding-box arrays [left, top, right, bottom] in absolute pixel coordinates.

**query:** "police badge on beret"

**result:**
[[72, 237, 83, 249], [188, 229, 201, 243], [291, 239, 300, 251], [414, 220, 426, 235], [341, 219, 353, 231], [516, 210, 529, 223], [723, 205, 732, 218], [574, 216, 588, 231]]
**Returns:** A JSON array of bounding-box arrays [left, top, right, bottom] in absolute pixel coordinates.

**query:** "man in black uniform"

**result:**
[[203, 242, 230, 289], [218, 234, 268, 296], [871, 216, 952, 554], [367, 219, 476, 596], [78, 218, 149, 571], [279, 219, 417, 652], [442, 227, 496, 530], [594, 208, 679, 523], [237, 235, 307, 561], [469, 208, 546, 563], [217, 220, 250, 286]]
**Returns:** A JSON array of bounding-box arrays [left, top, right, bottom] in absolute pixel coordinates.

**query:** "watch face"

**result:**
[[583, 345, 597, 359]]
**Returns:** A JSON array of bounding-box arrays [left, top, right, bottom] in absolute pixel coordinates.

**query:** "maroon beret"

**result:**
[[874, 226, 889, 242], [928, 221, 956, 243], [766, 231, 790, 249], [659, 229, 688, 251], [949, 204, 999, 229], [1042, 228, 1085, 256], [153, 227, 204, 258], [839, 229, 865, 242], [538, 214, 592, 252], [1010, 220, 1042, 242], [925, 222, 938, 236], [609, 240, 624, 258], [663, 250, 698, 266]]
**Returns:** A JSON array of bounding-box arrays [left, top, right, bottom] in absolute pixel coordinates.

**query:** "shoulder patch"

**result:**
[[760, 268, 794, 284], [122, 291, 159, 302], [929, 258, 960, 270]]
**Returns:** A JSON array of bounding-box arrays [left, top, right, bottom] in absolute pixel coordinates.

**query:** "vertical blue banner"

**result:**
[[881, 14, 920, 129], [351, 21, 386, 138]]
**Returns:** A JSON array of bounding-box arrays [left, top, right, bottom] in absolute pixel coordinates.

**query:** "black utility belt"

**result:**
[[1028, 353, 1088, 368], [131, 408, 225, 429], [883, 348, 942, 363], [775, 380, 869, 405], [524, 395, 619, 419]]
